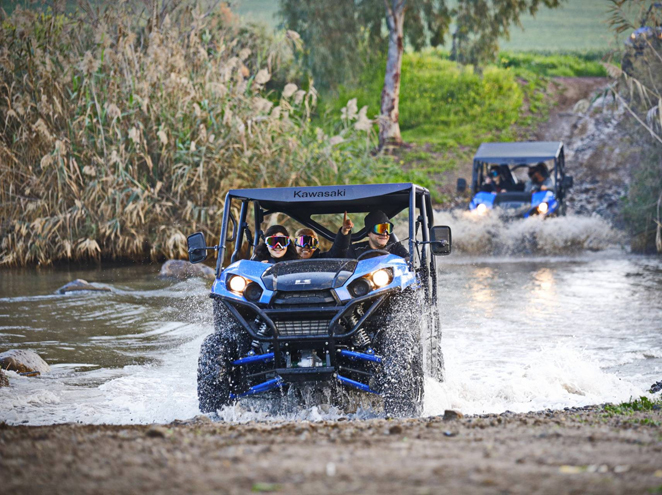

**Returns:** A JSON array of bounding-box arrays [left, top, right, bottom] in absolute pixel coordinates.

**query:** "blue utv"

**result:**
[[187, 183, 451, 417], [457, 141, 573, 218]]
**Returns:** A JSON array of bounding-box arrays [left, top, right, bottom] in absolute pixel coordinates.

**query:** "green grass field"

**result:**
[[498, 0, 619, 51], [230, 0, 618, 52]]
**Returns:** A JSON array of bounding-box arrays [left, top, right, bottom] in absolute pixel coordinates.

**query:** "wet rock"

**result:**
[[0, 349, 50, 375], [168, 415, 212, 427], [56, 279, 111, 295], [573, 99, 590, 114], [159, 260, 215, 281], [443, 410, 463, 421], [145, 426, 167, 438], [0, 369, 8, 387], [650, 381, 662, 394], [388, 424, 403, 435]]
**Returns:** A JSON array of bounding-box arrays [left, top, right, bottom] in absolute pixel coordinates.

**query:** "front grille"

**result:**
[[494, 192, 532, 205], [272, 290, 336, 307], [498, 202, 529, 210], [275, 319, 332, 337]]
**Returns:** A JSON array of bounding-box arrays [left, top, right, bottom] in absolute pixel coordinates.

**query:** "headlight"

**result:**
[[348, 279, 371, 297], [244, 282, 263, 302], [348, 268, 393, 297], [372, 269, 391, 288], [475, 203, 488, 215], [537, 202, 549, 214], [228, 275, 248, 293]]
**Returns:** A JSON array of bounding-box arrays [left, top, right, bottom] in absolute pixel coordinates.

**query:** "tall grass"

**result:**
[[0, 3, 384, 266]]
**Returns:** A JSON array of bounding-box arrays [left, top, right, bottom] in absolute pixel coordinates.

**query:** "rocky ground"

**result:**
[[1, 406, 661, 494], [535, 77, 637, 226]]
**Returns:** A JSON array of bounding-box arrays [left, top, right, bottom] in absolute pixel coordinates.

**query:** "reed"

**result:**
[[0, 2, 382, 266]]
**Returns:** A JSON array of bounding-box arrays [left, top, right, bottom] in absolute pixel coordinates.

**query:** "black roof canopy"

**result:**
[[227, 183, 430, 218], [474, 142, 563, 165]]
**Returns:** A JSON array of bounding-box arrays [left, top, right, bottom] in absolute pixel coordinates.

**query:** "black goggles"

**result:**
[[295, 235, 319, 249], [265, 236, 290, 248]]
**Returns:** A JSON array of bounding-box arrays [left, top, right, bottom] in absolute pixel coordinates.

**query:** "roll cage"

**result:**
[[214, 183, 443, 307], [471, 141, 569, 201]]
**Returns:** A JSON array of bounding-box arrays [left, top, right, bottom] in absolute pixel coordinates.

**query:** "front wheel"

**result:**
[[197, 331, 233, 413], [197, 301, 251, 413], [375, 292, 424, 417]]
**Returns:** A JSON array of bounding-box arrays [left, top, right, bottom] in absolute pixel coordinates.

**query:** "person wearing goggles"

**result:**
[[347, 210, 409, 259], [252, 225, 299, 263], [294, 212, 354, 259], [481, 165, 507, 193]]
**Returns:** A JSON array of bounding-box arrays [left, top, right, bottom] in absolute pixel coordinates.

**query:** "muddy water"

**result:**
[[0, 223, 660, 425]]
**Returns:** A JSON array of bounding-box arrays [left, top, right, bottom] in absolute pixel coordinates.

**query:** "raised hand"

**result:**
[[342, 211, 354, 235]]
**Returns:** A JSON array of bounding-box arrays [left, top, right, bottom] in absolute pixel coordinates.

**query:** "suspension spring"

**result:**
[[251, 317, 268, 351], [348, 305, 369, 347], [352, 328, 371, 348], [347, 305, 364, 328]]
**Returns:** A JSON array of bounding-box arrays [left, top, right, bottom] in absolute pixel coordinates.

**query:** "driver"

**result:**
[[525, 162, 553, 193], [347, 210, 409, 259]]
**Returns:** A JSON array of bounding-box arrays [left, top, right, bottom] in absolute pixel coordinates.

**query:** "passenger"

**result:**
[[481, 165, 507, 193], [525, 162, 553, 193], [347, 210, 409, 259], [252, 225, 299, 263], [294, 213, 353, 259]]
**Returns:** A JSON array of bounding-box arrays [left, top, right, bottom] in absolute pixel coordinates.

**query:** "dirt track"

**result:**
[[2, 406, 661, 494]]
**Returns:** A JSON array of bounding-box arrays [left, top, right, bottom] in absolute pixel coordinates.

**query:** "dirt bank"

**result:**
[[2, 406, 661, 494]]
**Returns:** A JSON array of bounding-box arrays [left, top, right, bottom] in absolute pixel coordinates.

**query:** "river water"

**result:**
[[1, 215, 661, 425]]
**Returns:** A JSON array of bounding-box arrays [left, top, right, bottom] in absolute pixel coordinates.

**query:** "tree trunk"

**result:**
[[379, 0, 405, 149]]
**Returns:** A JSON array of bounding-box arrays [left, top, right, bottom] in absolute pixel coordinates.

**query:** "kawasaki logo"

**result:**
[[294, 279, 311, 285], [293, 189, 346, 198]]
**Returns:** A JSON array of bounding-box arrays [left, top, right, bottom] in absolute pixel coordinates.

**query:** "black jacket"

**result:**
[[347, 238, 409, 259], [312, 229, 351, 258]]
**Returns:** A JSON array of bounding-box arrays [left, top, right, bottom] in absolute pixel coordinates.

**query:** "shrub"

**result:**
[[330, 50, 527, 147], [0, 3, 384, 266], [498, 50, 610, 77]]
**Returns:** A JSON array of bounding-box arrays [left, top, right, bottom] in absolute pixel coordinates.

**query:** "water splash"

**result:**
[[434, 210, 622, 255], [424, 344, 646, 416]]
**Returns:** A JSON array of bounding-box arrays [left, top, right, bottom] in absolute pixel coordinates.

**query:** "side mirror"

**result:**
[[562, 176, 574, 189], [456, 178, 467, 194], [430, 226, 452, 256], [187, 232, 208, 264]]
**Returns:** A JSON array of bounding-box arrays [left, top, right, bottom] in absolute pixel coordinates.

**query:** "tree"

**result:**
[[450, 0, 563, 66], [280, 0, 563, 148], [380, 1, 406, 147]]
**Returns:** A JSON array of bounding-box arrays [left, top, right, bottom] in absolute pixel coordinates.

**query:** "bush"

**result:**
[[330, 50, 528, 147], [498, 50, 609, 77], [0, 3, 385, 266], [623, 139, 662, 253]]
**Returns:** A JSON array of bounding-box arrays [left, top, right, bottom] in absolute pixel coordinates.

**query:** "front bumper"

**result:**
[[215, 289, 398, 398]]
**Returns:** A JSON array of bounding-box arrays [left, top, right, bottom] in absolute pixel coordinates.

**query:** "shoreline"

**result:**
[[2, 404, 661, 494]]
